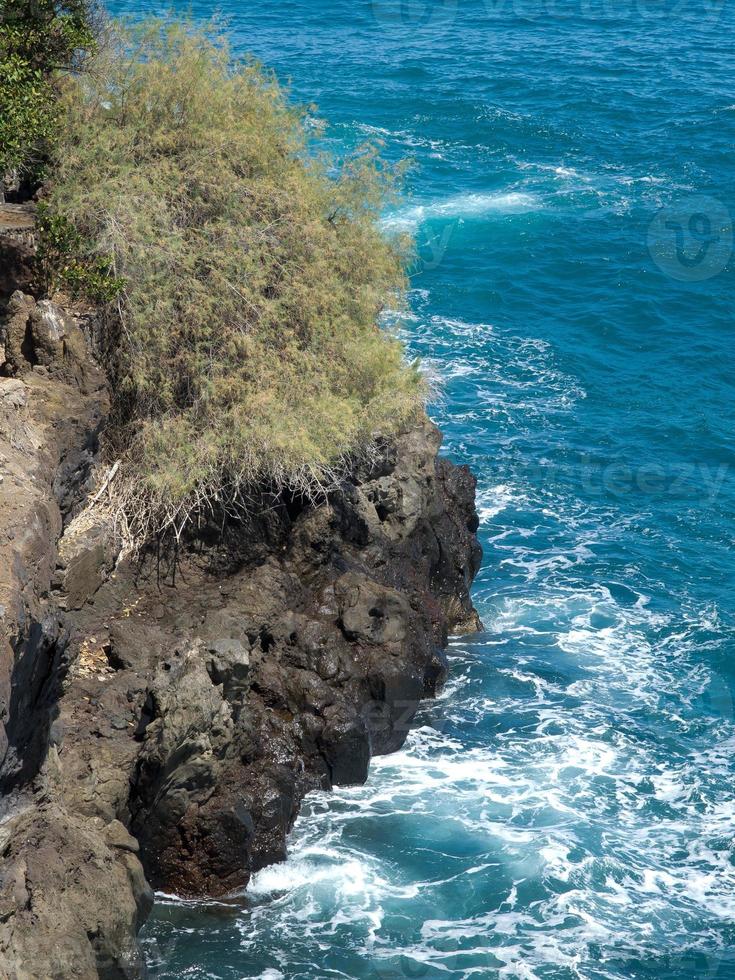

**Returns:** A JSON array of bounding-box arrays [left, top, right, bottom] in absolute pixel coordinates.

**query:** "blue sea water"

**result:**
[[108, 1, 735, 976]]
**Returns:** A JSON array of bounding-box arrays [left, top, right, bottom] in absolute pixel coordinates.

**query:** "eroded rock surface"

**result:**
[[0, 206, 36, 303], [0, 290, 482, 978], [0, 292, 144, 978]]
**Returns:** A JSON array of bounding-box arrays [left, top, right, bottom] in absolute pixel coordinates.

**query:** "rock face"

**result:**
[[0, 290, 108, 791], [0, 290, 482, 978], [0, 206, 37, 302], [0, 291, 149, 978]]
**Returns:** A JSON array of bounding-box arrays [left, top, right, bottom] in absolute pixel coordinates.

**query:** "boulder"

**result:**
[[30, 300, 72, 366]]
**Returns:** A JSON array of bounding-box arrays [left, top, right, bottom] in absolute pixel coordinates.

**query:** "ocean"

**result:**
[[107, 2, 735, 977]]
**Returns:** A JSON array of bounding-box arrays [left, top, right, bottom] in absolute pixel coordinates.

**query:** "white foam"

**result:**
[[476, 484, 519, 522], [383, 191, 539, 231], [247, 851, 380, 900]]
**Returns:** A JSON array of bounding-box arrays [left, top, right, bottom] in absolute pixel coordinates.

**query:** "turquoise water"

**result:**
[[110, 2, 735, 976]]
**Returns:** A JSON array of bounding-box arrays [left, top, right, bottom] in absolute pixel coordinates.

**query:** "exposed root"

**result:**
[[84, 435, 390, 560]]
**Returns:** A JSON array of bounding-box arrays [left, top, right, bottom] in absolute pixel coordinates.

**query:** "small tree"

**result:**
[[0, 0, 97, 185]]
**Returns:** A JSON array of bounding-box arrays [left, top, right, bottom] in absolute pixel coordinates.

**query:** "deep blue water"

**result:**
[[109, 2, 735, 976]]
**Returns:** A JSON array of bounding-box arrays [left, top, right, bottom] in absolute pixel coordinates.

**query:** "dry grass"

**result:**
[[49, 19, 424, 546]]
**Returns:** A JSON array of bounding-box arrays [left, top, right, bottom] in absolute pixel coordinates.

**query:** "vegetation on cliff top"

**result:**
[[39, 18, 424, 544]]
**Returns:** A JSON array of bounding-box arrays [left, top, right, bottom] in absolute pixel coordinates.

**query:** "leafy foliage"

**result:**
[[37, 203, 125, 302], [0, 0, 97, 178], [0, 55, 55, 177], [50, 20, 424, 543]]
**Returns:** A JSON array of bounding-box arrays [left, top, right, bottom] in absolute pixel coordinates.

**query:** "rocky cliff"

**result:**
[[0, 261, 482, 975]]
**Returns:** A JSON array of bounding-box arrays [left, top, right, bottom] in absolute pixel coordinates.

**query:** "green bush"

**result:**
[[49, 20, 424, 543], [0, 0, 96, 179], [0, 55, 56, 178], [37, 203, 125, 302]]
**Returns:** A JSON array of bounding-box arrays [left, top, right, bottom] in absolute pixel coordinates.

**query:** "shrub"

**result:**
[[49, 20, 424, 544], [0, 0, 97, 181], [37, 203, 125, 302]]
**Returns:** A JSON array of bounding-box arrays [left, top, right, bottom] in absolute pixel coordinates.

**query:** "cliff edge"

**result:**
[[0, 285, 482, 978]]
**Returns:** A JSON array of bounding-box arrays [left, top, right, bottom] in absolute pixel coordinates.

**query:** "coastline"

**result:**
[[0, 275, 483, 977]]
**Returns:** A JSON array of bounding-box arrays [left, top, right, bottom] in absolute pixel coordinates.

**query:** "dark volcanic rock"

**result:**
[[0, 206, 37, 302], [60, 417, 482, 903], [0, 295, 144, 978], [0, 292, 483, 978], [0, 807, 153, 979], [0, 293, 108, 792]]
